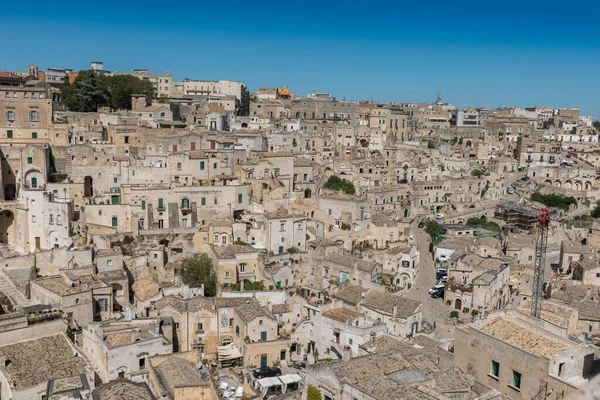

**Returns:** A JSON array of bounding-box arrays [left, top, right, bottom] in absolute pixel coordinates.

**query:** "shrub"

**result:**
[[531, 192, 577, 211], [446, 300, 451, 306], [450, 311, 459, 318], [307, 385, 322, 400], [462, 307, 470, 313], [323, 175, 356, 195], [471, 309, 479, 316], [123, 235, 135, 244], [341, 222, 351, 231], [181, 254, 217, 296], [427, 140, 436, 149]]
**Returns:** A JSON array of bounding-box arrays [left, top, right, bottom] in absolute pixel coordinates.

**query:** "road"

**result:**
[[406, 227, 455, 340]]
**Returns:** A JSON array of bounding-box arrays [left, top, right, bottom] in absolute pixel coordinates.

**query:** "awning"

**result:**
[[217, 343, 242, 361], [279, 374, 302, 394], [254, 377, 282, 398]]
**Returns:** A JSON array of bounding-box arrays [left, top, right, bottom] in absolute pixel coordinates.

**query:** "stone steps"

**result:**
[[0, 268, 31, 307]]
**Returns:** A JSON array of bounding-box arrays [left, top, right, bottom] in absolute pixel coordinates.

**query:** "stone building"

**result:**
[[454, 310, 597, 399]]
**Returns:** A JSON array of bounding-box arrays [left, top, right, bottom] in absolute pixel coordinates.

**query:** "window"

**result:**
[[280, 222, 285, 231], [113, 177, 118, 184], [280, 350, 286, 360], [348, 338, 353, 345], [558, 362, 565, 377], [139, 358, 146, 369], [324, 268, 329, 278], [225, 271, 231, 278], [528, 255, 533, 261], [259, 319, 263, 326], [213, 163, 217, 169], [32, 132, 37, 139], [57, 215, 62, 225], [197, 322, 203, 331], [28, 110, 39, 122], [27, 156, 33, 164], [235, 325, 239, 335], [200, 161, 205, 170], [5, 110, 16, 121], [239, 263, 246, 273], [328, 209, 332, 215], [107, 260, 113, 266], [158, 198, 164, 209], [260, 331, 267, 342], [182, 198, 190, 208], [111, 216, 118, 227], [512, 370, 521, 390], [238, 194, 243, 204], [174, 323, 180, 329], [49, 214, 54, 224], [201, 197, 206, 206], [31, 177, 38, 188], [222, 234, 227, 245], [177, 162, 182, 170], [490, 360, 500, 378], [124, 136, 130, 144], [214, 233, 220, 242], [141, 200, 146, 210], [7, 130, 12, 138], [32, 215, 36, 223]]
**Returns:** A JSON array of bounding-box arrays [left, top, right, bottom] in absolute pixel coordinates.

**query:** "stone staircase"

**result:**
[[0, 268, 31, 307]]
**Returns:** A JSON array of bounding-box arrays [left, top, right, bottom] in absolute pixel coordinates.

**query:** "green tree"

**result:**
[[307, 385, 322, 400], [471, 169, 483, 178], [593, 121, 600, 131], [181, 254, 218, 297], [324, 175, 356, 194], [427, 140, 436, 149], [61, 70, 155, 112], [425, 220, 444, 245], [591, 201, 600, 218], [105, 74, 155, 109], [61, 70, 110, 112], [238, 85, 251, 116], [531, 192, 577, 211]]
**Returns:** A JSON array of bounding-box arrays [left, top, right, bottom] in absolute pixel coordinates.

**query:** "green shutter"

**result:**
[[141, 200, 146, 210], [200, 161, 205, 170], [111, 217, 118, 227]]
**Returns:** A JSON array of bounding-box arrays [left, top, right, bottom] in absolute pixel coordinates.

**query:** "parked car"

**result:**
[[438, 276, 448, 284], [507, 186, 515, 194], [428, 283, 445, 294], [430, 288, 444, 299], [435, 213, 444, 219], [253, 367, 282, 379], [399, 179, 408, 184], [436, 267, 447, 275], [418, 222, 425, 228]]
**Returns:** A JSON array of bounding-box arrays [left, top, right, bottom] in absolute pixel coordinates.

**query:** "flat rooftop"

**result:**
[[0, 334, 88, 390], [477, 315, 574, 358]]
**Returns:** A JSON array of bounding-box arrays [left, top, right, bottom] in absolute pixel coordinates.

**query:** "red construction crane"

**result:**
[[531, 208, 550, 318]]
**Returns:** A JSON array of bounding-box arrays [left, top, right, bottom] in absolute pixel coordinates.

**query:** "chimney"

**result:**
[[392, 304, 398, 320], [370, 331, 376, 347]]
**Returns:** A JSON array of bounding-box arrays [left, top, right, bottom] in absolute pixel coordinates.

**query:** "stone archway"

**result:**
[[454, 298, 463, 310], [0, 211, 14, 245], [84, 176, 94, 197]]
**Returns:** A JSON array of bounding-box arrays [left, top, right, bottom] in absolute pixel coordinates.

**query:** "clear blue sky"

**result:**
[[2, 0, 599, 118]]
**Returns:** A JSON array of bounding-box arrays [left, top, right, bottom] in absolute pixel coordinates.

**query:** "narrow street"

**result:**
[[406, 226, 455, 340]]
